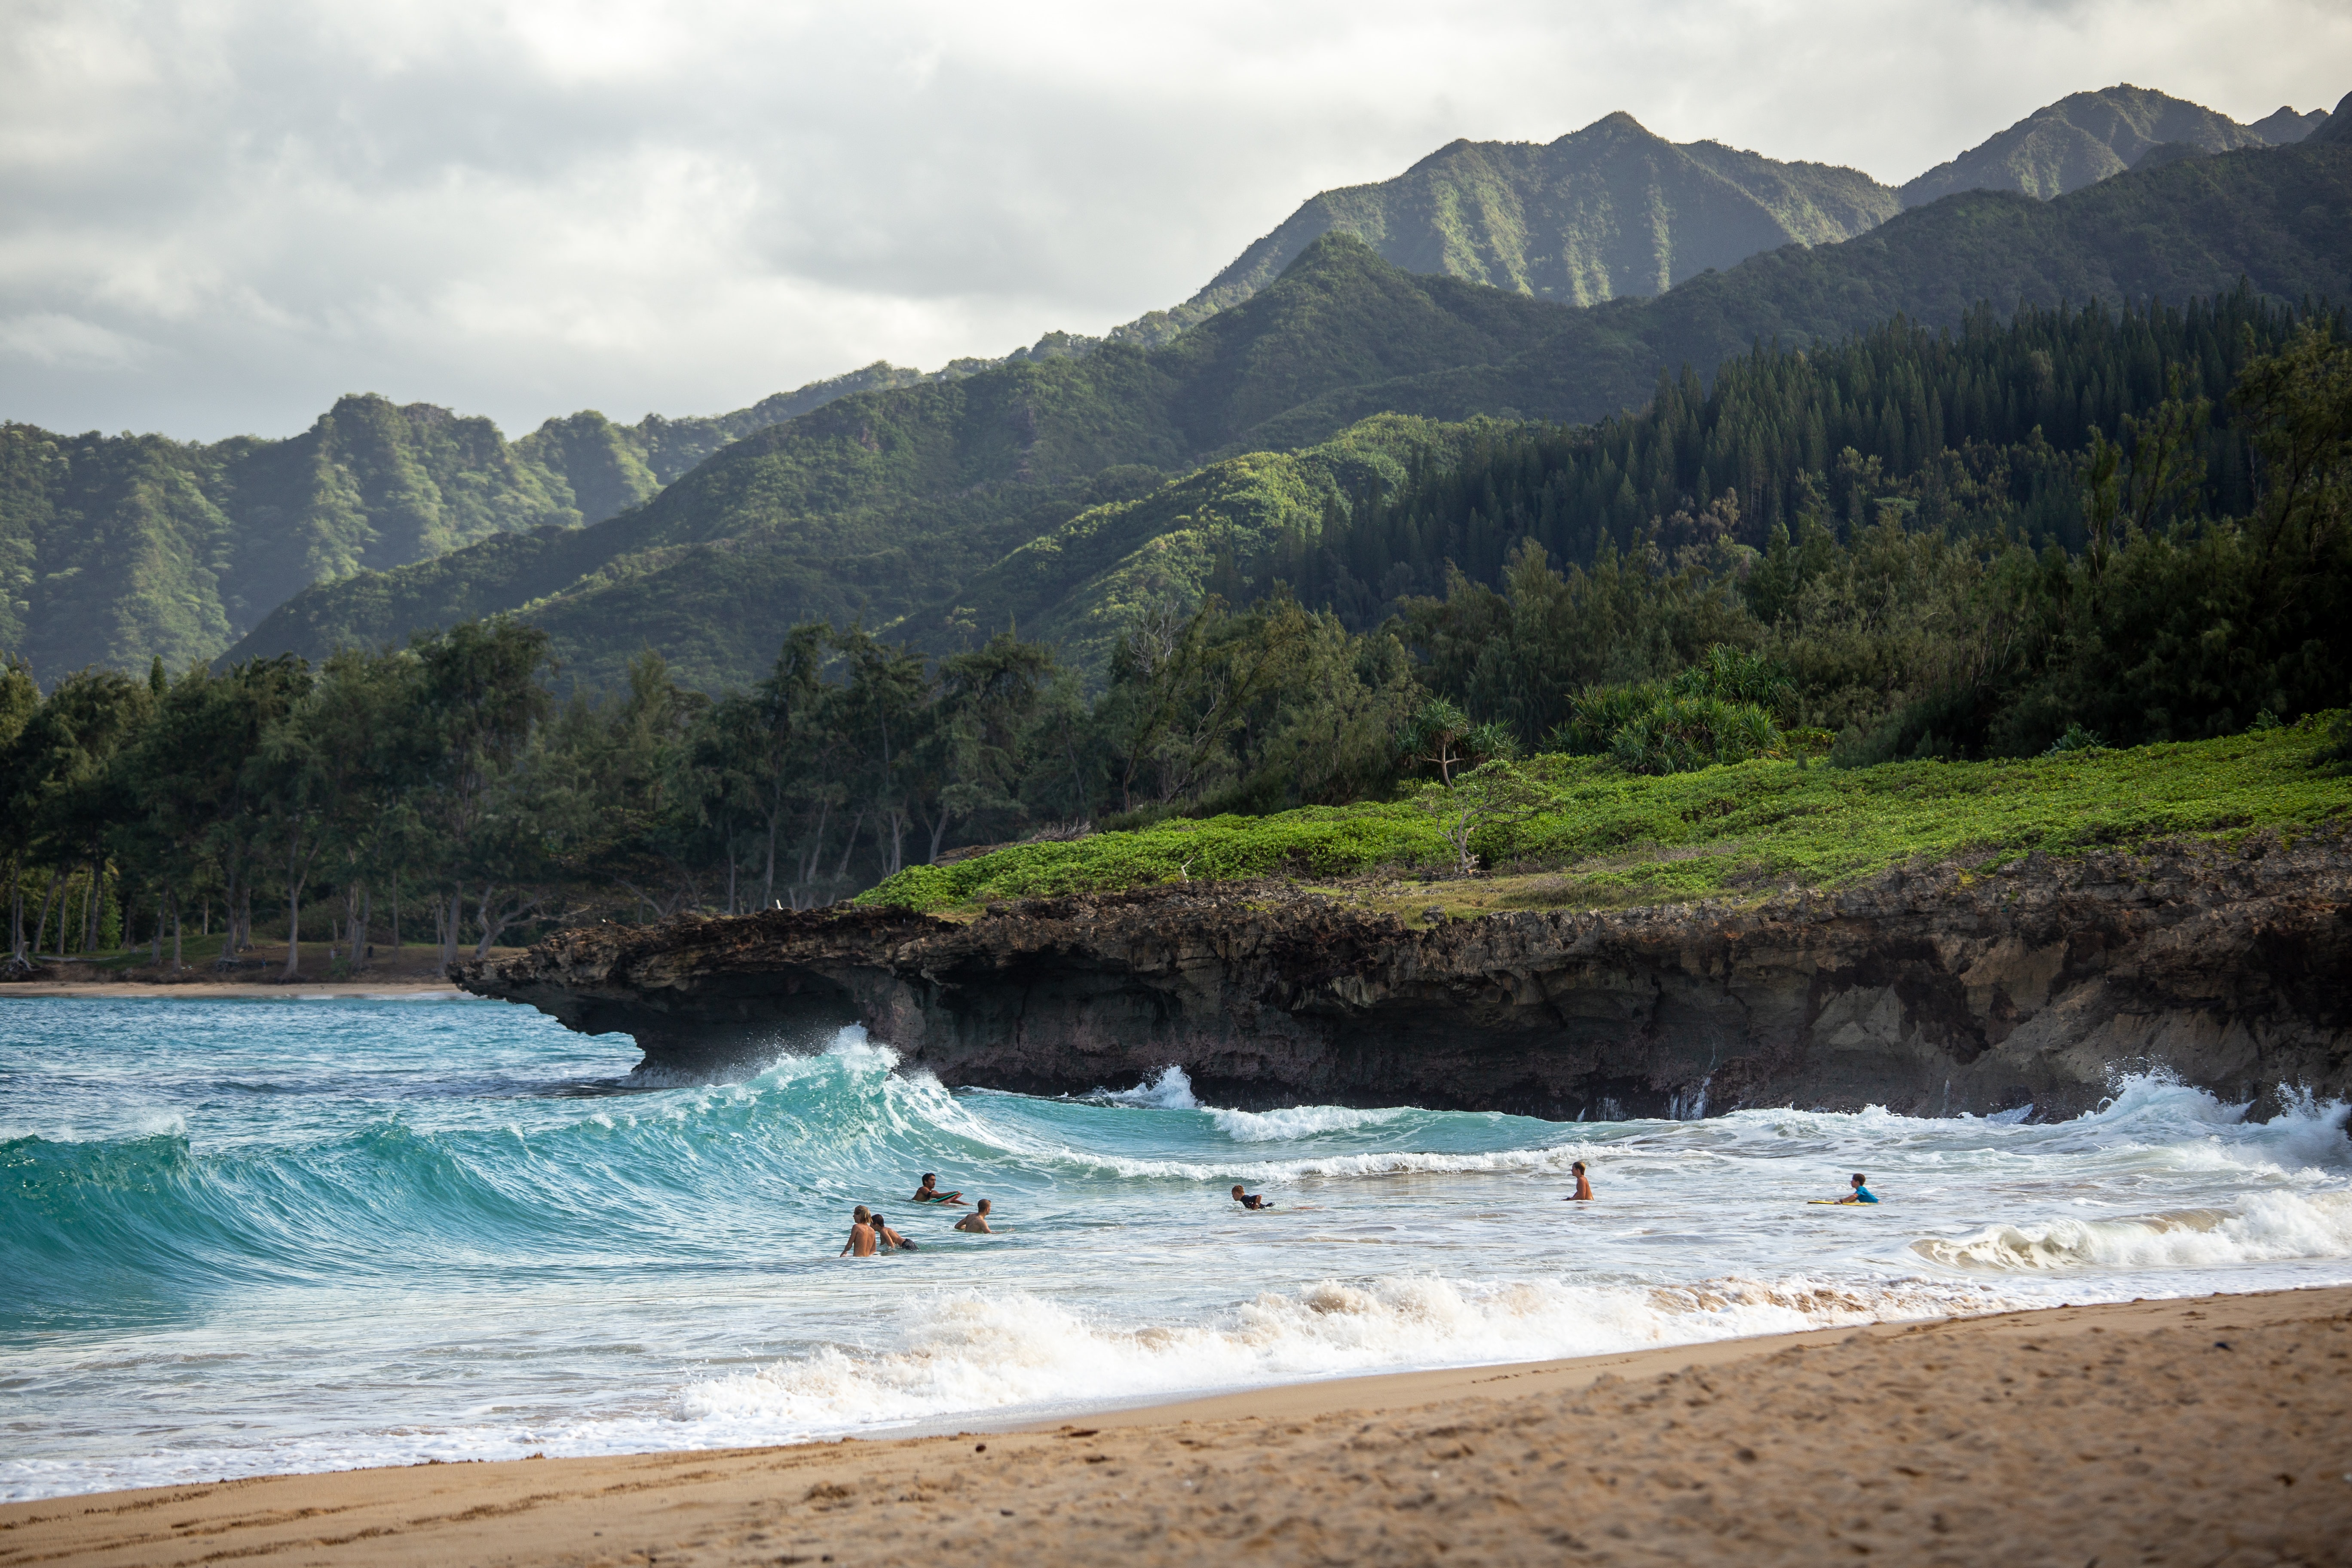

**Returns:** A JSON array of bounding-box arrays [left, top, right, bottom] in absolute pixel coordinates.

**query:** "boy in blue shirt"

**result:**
[[1839, 1172, 1878, 1204]]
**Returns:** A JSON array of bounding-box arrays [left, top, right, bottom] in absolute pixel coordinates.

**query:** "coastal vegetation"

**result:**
[[3, 278, 2346, 969], [856, 719, 2351, 914]]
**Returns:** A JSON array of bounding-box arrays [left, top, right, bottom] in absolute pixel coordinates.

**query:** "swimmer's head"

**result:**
[[1231, 1185, 1244, 1196], [922, 1173, 937, 1185], [854, 1205, 871, 1222], [1572, 1161, 1586, 1174], [977, 1199, 991, 1213], [1851, 1173, 1867, 1186]]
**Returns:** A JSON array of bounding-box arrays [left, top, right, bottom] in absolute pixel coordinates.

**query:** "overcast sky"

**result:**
[[2, 0, 2345, 443]]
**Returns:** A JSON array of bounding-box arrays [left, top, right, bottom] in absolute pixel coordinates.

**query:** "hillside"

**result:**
[[1898, 84, 2272, 205], [224, 131, 2352, 692], [227, 241, 1576, 689], [1147, 113, 1899, 331], [0, 361, 949, 681]]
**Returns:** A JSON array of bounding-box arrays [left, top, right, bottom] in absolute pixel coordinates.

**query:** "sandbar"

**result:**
[[4, 1285, 2346, 1566]]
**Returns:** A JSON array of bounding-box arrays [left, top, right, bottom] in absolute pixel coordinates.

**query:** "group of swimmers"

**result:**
[[839, 1174, 996, 1256], [843, 1164, 1880, 1252]]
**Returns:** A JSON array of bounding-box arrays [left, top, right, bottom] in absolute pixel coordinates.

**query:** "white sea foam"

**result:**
[[1914, 1188, 2352, 1273], [677, 1271, 2020, 1436], [1207, 1104, 1419, 1142], [1093, 1064, 1201, 1109]]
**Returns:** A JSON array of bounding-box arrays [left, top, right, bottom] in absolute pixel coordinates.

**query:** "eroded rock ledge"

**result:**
[[458, 835, 2352, 1119]]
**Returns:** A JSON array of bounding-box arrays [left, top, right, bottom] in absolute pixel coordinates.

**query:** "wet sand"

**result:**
[[4, 1286, 2346, 1567]]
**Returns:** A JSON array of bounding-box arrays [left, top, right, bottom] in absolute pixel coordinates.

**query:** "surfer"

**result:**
[[1564, 1160, 1594, 1200], [913, 1173, 968, 1206], [1231, 1184, 1275, 1210], [839, 1205, 879, 1257], [872, 1213, 918, 1251], [1838, 1173, 1879, 1204], [953, 1199, 995, 1234]]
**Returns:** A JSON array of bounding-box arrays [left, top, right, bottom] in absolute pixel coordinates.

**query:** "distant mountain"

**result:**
[[2248, 105, 2329, 144], [1110, 113, 1899, 346], [227, 130, 2352, 692], [0, 361, 952, 679], [1899, 85, 2272, 205], [226, 241, 1574, 689], [2310, 91, 2352, 146]]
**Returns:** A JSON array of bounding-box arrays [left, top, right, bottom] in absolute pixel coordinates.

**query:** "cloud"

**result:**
[[0, 0, 2344, 441]]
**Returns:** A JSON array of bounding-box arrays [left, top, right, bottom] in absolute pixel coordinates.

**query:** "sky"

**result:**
[[2, 0, 2346, 443]]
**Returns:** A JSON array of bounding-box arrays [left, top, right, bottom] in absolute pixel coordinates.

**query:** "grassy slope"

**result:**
[[858, 720, 2352, 915]]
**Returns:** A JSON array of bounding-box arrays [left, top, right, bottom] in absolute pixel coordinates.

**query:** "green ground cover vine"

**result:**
[[858, 717, 2351, 912]]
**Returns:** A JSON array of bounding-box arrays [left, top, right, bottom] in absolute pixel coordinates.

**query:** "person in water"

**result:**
[[871, 1213, 917, 1251], [953, 1199, 995, 1234], [1839, 1173, 1879, 1204], [913, 1173, 968, 1206], [1564, 1160, 1594, 1200], [839, 1205, 878, 1257], [1231, 1184, 1275, 1210]]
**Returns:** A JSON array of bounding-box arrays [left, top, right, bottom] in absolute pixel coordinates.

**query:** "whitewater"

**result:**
[[4, 997, 2349, 1503]]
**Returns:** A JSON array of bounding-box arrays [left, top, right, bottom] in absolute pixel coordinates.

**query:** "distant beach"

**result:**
[[6, 1286, 2346, 1567]]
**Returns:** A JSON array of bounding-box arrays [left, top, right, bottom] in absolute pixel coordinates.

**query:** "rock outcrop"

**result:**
[[459, 835, 2352, 1120]]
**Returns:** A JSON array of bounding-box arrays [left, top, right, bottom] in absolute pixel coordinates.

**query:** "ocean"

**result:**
[[5, 995, 2349, 1502]]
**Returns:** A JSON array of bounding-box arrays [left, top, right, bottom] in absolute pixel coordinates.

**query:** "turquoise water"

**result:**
[[5, 996, 2349, 1501]]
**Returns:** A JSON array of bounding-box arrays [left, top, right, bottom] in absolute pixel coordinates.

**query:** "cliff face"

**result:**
[[459, 836, 2352, 1121]]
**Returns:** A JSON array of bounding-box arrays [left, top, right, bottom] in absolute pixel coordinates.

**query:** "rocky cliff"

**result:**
[[459, 834, 2352, 1120]]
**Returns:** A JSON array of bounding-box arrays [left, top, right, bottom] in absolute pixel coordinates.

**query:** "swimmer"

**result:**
[[1564, 1160, 1593, 1200], [953, 1199, 995, 1234], [839, 1205, 878, 1257], [872, 1213, 917, 1251], [1231, 1184, 1275, 1210], [1838, 1172, 1879, 1204], [913, 1173, 968, 1206]]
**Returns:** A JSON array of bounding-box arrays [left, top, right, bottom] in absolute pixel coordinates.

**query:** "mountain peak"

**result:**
[[1900, 83, 2271, 206], [2308, 90, 2352, 147]]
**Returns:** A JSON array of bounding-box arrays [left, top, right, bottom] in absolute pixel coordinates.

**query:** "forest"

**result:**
[[3, 295, 2346, 974]]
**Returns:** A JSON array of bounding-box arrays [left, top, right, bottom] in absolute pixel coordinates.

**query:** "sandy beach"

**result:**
[[4, 1286, 2345, 1568]]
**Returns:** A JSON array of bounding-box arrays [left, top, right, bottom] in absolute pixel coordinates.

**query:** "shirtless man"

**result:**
[[953, 1198, 995, 1234], [839, 1205, 878, 1257], [1564, 1160, 1594, 1200], [1231, 1184, 1275, 1210], [913, 1173, 968, 1206], [872, 1213, 917, 1251]]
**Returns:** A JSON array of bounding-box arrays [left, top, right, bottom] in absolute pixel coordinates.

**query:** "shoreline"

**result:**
[[0, 980, 468, 999], [8, 1285, 2348, 1565]]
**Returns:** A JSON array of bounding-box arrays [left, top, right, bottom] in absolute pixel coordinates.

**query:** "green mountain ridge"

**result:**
[[1897, 84, 2274, 205], [1113, 112, 1902, 347], [0, 360, 959, 681], [224, 132, 2352, 693]]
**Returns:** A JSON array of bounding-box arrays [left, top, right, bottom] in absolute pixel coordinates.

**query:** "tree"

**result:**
[[1412, 759, 1550, 876]]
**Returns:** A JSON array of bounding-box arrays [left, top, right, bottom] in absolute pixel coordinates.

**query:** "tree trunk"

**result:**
[[6, 854, 21, 965], [282, 843, 305, 980], [31, 871, 57, 959], [171, 890, 183, 971], [763, 808, 780, 908], [151, 896, 163, 966], [391, 870, 400, 952], [725, 838, 737, 916]]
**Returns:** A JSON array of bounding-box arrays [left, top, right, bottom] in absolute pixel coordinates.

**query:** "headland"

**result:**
[[460, 831, 2352, 1121]]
